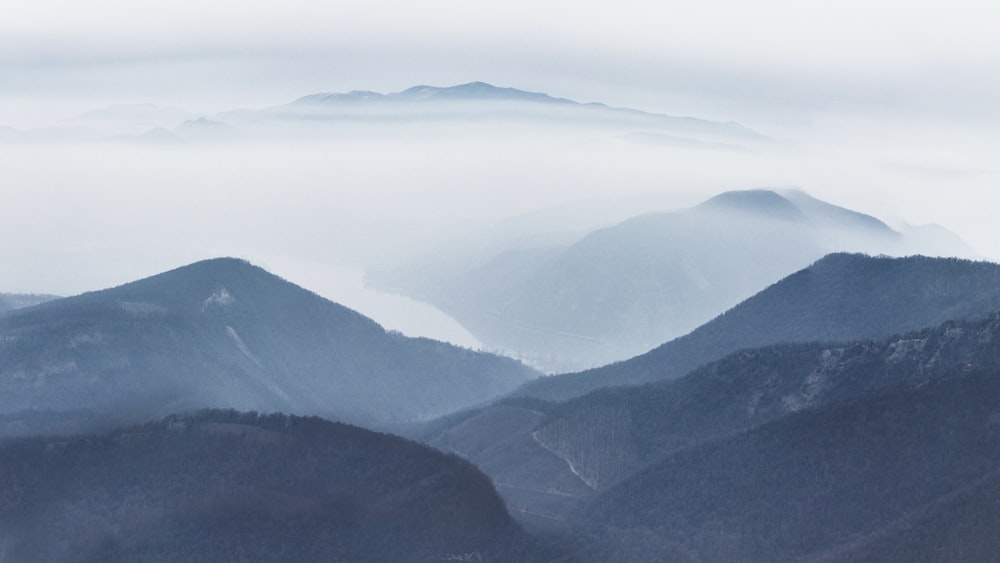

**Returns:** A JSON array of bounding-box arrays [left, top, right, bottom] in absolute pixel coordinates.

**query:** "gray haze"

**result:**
[[2, 0, 999, 345]]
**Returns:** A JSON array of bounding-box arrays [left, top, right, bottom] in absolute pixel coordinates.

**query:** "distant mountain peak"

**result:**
[[779, 188, 895, 234], [93, 257, 290, 314], [267, 82, 771, 145], [696, 189, 804, 221], [294, 90, 384, 104], [398, 81, 568, 102], [160, 256, 258, 279], [295, 81, 573, 106]]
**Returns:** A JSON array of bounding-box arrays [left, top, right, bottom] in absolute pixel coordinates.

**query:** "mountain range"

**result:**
[[0, 410, 557, 562], [0, 82, 767, 148], [268, 82, 765, 143], [6, 250, 1000, 560], [516, 252, 1000, 400], [415, 253, 1000, 532], [0, 258, 537, 433], [374, 190, 976, 372], [3, 220, 999, 563], [578, 315, 1000, 561]]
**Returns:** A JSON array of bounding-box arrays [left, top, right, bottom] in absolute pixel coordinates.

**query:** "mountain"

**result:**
[[516, 252, 1000, 400], [550, 309, 1000, 493], [0, 258, 538, 433], [579, 319, 1000, 561], [0, 293, 60, 314], [219, 81, 767, 146], [0, 410, 557, 563], [8, 82, 768, 148], [374, 190, 975, 373], [820, 469, 1000, 562], [296, 81, 577, 106], [413, 254, 1000, 529], [422, 309, 1000, 559]]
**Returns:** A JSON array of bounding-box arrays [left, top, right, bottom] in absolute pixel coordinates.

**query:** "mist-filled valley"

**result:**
[[4, 7, 1000, 555]]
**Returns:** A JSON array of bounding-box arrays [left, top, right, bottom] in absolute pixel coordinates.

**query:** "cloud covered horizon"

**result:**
[[3, 0, 998, 345]]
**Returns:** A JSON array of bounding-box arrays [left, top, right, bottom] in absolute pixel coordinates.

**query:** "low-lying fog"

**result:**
[[2, 100, 998, 347]]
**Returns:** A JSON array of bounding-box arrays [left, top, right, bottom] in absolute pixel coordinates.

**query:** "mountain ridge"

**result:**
[[0, 257, 538, 432], [376, 190, 974, 373], [515, 252, 1000, 400], [413, 253, 1000, 531], [580, 352, 1000, 561]]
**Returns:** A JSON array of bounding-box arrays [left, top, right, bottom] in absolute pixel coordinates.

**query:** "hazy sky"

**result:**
[[3, 0, 999, 342], [3, 0, 999, 126]]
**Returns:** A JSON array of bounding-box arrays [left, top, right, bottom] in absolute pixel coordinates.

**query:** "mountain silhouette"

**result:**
[[517, 252, 1000, 400], [415, 254, 1000, 530], [0, 258, 537, 432], [375, 190, 974, 372]]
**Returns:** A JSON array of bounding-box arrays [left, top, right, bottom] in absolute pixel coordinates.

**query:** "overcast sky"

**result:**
[[3, 0, 999, 126], [3, 0, 1000, 341]]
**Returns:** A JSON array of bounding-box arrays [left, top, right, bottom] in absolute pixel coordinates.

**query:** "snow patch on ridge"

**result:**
[[203, 288, 235, 310]]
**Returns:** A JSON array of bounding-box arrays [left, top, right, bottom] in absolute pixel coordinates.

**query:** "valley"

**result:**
[[3, 50, 999, 559], [8, 246, 1000, 560]]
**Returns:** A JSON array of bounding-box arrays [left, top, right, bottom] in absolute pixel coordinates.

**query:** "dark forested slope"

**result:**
[[423, 309, 1000, 533], [0, 410, 555, 563], [581, 365, 1000, 562]]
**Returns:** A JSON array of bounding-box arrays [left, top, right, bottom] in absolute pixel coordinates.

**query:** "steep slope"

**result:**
[[430, 314, 1000, 529], [0, 258, 538, 432], [415, 398, 591, 531], [581, 361, 1000, 561], [535, 312, 1000, 494], [518, 252, 1000, 400], [377, 190, 974, 372], [417, 254, 1000, 528], [0, 410, 555, 563], [819, 469, 1000, 562]]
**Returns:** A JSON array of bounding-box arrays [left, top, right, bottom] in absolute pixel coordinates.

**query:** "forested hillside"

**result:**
[[422, 295, 1000, 538], [0, 410, 558, 563], [0, 258, 537, 433], [581, 365, 1000, 561]]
